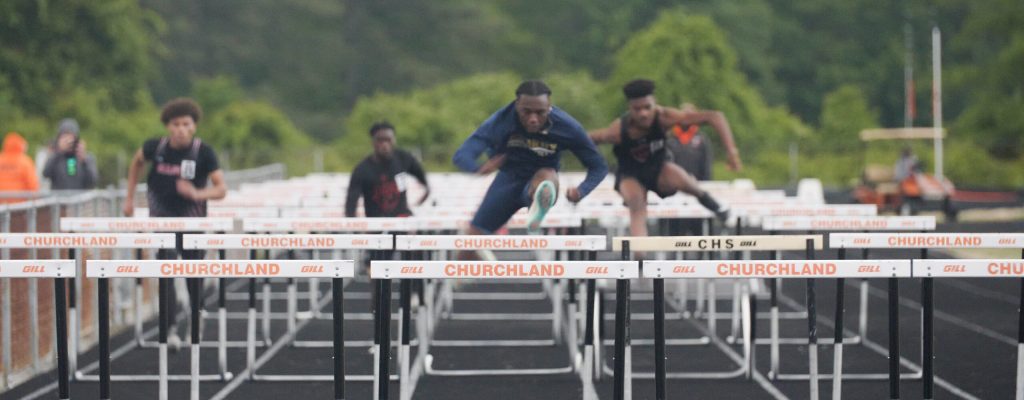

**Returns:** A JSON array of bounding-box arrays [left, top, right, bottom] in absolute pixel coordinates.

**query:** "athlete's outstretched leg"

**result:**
[[618, 177, 648, 237], [525, 168, 559, 233], [657, 162, 729, 219]]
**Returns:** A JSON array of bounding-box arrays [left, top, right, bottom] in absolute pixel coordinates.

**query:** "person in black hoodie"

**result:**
[[43, 118, 99, 190]]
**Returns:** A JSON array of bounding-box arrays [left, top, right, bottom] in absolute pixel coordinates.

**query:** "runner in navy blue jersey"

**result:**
[[452, 80, 608, 235]]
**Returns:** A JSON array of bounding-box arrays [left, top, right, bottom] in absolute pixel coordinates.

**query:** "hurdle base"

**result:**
[[424, 354, 575, 377], [74, 372, 231, 382], [769, 370, 923, 381]]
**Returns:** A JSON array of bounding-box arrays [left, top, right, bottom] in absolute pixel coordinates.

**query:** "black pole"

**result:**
[[333, 277, 345, 399], [378, 279, 393, 400], [613, 240, 631, 400], [99, 277, 110, 399], [921, 247, 933, 399], [888, 276, 900, 399], [835, 248, 847, 345], [805, 238, 818, 372], [653, 276, 666, 400], [190, 277, 201, 350], [55, 277, 70, 399]]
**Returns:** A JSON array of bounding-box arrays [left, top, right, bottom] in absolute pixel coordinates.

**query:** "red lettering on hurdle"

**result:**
[[585, 266, 608, 274], [206, 239, 224, 246], [22, 265, 45, 273], [999, 238, 1018, 245], [672, 266, 696, 274], [116, 265, 140, 273], [858, 265, 880, 273], [300, 265, 324, 273], [565, 240, 582, 248], [400, 266, 423, 274], [419, 240, 437, 247], [352, 239, 368, 246], [943, 265, 966, 273], [853, 238, 871, 245]]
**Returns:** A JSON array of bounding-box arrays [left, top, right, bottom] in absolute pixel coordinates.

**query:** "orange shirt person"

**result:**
[[0, 132, 40, 202]]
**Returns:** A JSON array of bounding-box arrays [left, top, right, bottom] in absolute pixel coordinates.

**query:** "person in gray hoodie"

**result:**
[[43, 118, 98, 190]]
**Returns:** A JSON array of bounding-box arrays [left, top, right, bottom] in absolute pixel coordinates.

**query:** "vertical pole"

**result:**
[[806, 239, 818, 400], [833, 247, 847, 400], [922, 248, 933, 399], [55, 278, 70, 400], [614, 241, 631, 400], [932, 26, 944, 181], [99, 278, 111, 400], [334, 277, 345, 400]]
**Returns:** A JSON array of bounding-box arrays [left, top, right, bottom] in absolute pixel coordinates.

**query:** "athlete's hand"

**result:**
[[726, 149, 743, 172], [176, 179, 199, 200], [122, 199, 134, 217], [476, 154, 506, 175], [566, 187, 582, 203]]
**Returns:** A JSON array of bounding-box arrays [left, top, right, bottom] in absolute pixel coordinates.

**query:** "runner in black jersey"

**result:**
[[345, 122, 430, 217], [589, 79, 742, 238]]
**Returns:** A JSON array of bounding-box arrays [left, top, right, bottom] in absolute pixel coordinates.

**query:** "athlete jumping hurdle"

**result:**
[[589, 79, 741, 242], [452, 80, 608, 235]]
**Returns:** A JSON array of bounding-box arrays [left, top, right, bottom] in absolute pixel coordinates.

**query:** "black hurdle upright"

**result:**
[[615, 240, 632, 400]]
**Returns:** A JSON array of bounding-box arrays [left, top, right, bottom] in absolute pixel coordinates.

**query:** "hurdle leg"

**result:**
[[553, 279, 564, 344], [596, 289, 605, 380], [159, 278, 169, 400], [613, 278, 632, 400], [747, 282, 757, 380], [807, 277, 819, 400], [1016, 275, 1024, 400], [653, 278, 666, 400], [263, 278, 272, 345], [888, 277, 900, 400], [922, 276, 934, 400], [189, 278, 201, 400], [708, 280, 717, 337], [377, 279, 393, 400], [287, 278, 298, 336], [859, 278, 869, 340], [729, 283, 741, 343], [833, 277, 846, 400], [400, 280, 412, 400], [247, 279, 257, 378], [310, 277, 320, 318], [769, 278, 779, 379], [218, 278, 228, 379], [135, 278, 145, 346], [695, 278, 706, 318], [55, 278, 70, 400], [334, 277, 345, 400], [583, 279, 597, 400], [100, 277, 112, 400]]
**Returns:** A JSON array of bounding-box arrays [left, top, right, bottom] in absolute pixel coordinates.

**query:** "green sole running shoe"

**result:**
[[527, 180, 557, 234]]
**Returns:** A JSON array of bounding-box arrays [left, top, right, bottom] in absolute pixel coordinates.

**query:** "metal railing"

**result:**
[[0, 163, 285, 393]]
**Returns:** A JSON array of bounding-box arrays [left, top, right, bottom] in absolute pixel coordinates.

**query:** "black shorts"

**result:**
[[614, 162, 674, 199]]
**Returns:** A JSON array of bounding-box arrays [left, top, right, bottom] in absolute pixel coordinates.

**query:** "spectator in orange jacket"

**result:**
[[0, 132, 40, 202]]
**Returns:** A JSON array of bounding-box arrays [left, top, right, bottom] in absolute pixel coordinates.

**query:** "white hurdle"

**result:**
[[0, 259, 75, 400], [87, 258, 354, 400], [370, 256, 637, 400], [1, 232, 178, 399], [643, 258, 912, 400], [612, 235, 823, 400], [832, 232, 1024, 400], [761, 215, 936, 385]]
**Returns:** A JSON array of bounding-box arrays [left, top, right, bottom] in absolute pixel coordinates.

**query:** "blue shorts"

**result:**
[[471, 170, 534, 233]]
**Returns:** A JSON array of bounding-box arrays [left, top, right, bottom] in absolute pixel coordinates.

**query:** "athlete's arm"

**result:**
[[177, 170, 227, 201], [568, 125, 609, 202], [344, 169, 362, 217], [660, 107, 742, 171], [123, 149, 145, 216], [452, 111, 504, 173], [406, 153, 431, 206], [587, 119, 622, 145]]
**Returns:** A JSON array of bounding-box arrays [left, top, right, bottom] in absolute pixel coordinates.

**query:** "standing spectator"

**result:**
[[0, 132, 40, 202], [43, 118, 99, 190]]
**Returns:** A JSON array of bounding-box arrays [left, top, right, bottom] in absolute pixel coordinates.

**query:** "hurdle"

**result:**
[[0, 232, 185, 386], [643, 257, 911, 400], [0, 259, 75, 399], [611, 235, 822, 398], [915, 257, 1024, 400], [87, 258, 354, 400], [371, 256, 637, 400], [832, 232, 1024, 400], [240, 218, 416, 340], [183, 233, 391, 383], [60, 217, 235, 355], [761, 215, 936, 382]]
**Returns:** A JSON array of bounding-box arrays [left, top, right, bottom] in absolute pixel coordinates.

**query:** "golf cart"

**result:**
[[853, 128, 958, 219]]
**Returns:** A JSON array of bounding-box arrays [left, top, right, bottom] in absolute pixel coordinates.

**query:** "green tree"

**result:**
[[817, 85, 879, 151]]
